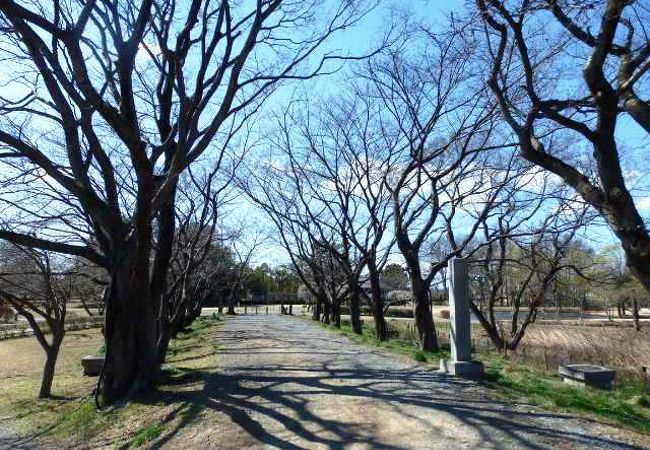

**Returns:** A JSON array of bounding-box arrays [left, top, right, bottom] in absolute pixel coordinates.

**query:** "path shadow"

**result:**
[[144, 316, 645, 450]]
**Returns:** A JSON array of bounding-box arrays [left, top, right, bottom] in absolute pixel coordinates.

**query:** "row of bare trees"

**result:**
[[0, 0, 373, 403], [247, 0, 650, 353], [0, 0, 647, 403], [245, 22, 595, 351]]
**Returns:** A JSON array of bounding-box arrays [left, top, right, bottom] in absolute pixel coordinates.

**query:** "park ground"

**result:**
[[1, 314, 649, 449]]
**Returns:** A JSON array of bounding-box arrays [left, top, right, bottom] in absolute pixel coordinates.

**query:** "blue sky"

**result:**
[[243, 0, 650, 267], [0, 0, 647, 269]]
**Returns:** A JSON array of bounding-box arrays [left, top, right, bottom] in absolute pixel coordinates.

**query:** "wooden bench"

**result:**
[[559, 364, 615, 389]]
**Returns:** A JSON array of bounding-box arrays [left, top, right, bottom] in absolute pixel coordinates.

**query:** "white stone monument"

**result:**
[[440, 257, 484, 377]]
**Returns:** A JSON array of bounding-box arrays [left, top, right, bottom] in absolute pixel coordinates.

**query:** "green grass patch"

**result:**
[[485, 361, 650, 433], [413, 350, 428, 362], [315, 316, 650, 435], [130, 423, 165, 448]]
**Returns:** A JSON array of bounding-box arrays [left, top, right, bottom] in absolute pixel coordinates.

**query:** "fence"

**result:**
[[0, 315, 104, 341]]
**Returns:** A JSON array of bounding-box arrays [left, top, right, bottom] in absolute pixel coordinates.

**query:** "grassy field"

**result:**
[[0, 314, 222, 449], [321, 318, 650, 435]]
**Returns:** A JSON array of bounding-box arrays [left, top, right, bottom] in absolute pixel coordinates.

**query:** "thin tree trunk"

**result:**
[[349, 283, 362, 335], [38, 331, 63, 399], [633, 298, 641, 332], [470, 302, 505, 350], [367, 263, 387, 341]]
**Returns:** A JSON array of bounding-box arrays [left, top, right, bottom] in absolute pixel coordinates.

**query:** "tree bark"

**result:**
[[226, 285, 237, 315], [367, 262, 387, 341], [633, 298, 641, 332], [38, 331, 63, 399], [100, 252, 159, 405], [321, 299, 331, 324], [331, 300, 341, 328], [411, 277, 438, 351], [349, 283, 362, 335], [312, 296, 321, 321]]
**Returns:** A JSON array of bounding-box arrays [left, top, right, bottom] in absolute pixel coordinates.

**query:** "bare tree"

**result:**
[[476, 0, 650, 292], [0, 0, 374, 403], [258, 97, 395, 337], [359, 29, 521, 351], [245, 159, 352, 327], [469, 200, 592, 350], [156, 168, 231, 361], [0, 244, 73, 398]]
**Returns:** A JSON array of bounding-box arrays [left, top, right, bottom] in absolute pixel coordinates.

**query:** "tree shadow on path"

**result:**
[[149, 316, 645, 450]]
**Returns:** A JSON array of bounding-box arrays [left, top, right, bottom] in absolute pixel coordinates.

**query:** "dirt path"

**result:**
[[0, 426, 37, 450], [154, 315, 648, 449]]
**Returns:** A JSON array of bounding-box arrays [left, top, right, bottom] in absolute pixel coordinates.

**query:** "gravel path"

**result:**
[[0, 425, 37, 450], [160, 314, 648, 450]]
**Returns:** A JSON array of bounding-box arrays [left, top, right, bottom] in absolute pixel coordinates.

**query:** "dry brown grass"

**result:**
[[514, 324, 650, 382], [386, 315, 650, 384], [0, 317, 222, 448], [0, 329, 101, 406]]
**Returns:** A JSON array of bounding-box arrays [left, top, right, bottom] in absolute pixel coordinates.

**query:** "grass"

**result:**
[[319, 318, 449, 363], [0, 314, 222, 448], [480, 351, 650, 434], [130, 423, 166, 448], [317, 317, 650, 435]]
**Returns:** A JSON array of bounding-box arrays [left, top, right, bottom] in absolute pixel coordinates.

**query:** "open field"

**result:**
[[0, 316, 222, 449]]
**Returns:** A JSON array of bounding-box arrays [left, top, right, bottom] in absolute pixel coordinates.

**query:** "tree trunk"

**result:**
[[367, 263, 387, 341], [227, 289, 237, 315], [411, 276, 438, 352], [331, 299, 341, 328], [312, 296, 321, 321], [470, 302, 505, 350], [633, 298, 641, 332], [100, 253, 159, 405], [38, 331, 63, 399], [349, 283, 362, 335], [322, 299, 331, 324]]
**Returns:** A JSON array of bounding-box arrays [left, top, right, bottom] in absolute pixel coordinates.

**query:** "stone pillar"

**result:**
[[440, 257, 484, 377], [449, 257, 471, 362]]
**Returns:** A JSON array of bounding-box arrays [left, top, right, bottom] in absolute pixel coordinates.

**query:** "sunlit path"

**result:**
[[155, 315, 646, 450]]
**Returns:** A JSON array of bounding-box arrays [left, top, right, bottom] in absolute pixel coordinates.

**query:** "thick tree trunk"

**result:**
[[227, 289, 237, 315], [100, 254, 159, 405], [412, 278, 438, 351], [367, 263, 387, 341], [152, 180, 177, 360], [312, 297, 321, 321], [38, 332, 63, 399], [331, 299, 341, 328]]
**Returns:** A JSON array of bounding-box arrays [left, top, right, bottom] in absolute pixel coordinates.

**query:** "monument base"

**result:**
[[440, 359, 484, 378]]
